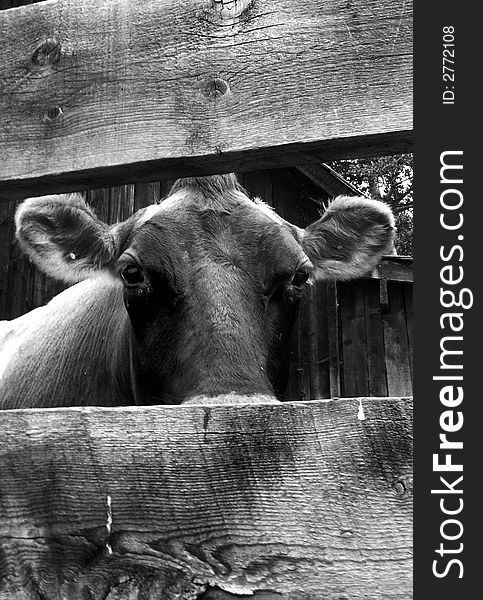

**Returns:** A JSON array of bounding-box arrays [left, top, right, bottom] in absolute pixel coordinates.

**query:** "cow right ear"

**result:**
[[15, 194, 118, 283]]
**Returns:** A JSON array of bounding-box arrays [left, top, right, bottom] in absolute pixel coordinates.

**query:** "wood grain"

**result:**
[[313, 281, 331, 400], [383, 283, 413, 396], [0, 0, 412, 199], [0, 398, 413, 599], [326, 281, 341, 398], [404, 284, 414, 382], [370, 257, 414, 283], [339, 281, 369, 397], [363, 280, 389, 397]]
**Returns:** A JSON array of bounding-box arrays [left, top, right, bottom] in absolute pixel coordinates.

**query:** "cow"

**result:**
[[0, 174, 394, 409]]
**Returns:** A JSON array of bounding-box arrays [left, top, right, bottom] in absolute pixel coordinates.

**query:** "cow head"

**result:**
[[15, 174, 394, 405]]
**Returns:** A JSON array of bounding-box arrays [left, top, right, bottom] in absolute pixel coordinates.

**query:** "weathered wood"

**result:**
[[404, 284, 414, 382], [296, 163, 365, 198], [364, 280, 389, 397], [285, 311, 304, 401], [240, 170, 274, 213], [326, 281, 341, 398], [300, 282, 332, 400], [0, 398, 413, 599], [339, 281, 369, 397], [268, 168, 321, 228], [369, 257, 413, 283], [383, 283, 412, 396], [0, 199, 14, 317], [313, 281, 331, 400], [133, 181, 161, 211], [0, 1, 35, 11], [298, 289, 314, 400], [0, 0, 412, 200]]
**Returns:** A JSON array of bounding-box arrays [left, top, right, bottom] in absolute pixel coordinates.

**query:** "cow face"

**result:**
[[15, 174, 394, 405]]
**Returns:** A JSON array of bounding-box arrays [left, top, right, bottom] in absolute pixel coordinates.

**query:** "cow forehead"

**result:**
[[128, 189, 306, 270], [134, 190, 293, 239], [135, 191, 187, 226], [138, 188, 289, 224]]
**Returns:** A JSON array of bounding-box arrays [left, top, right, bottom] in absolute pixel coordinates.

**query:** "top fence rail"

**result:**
[[0, 0, 412, 200]]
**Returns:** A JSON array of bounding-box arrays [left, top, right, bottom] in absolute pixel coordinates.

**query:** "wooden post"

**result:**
[[0, 398, 412, 599], [0, 0, 412, 199], [326, 281, 342, 398]]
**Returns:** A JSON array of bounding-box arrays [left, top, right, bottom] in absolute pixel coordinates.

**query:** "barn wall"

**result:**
[[0, 0, 35, 8], [338, 280, 413, 398]]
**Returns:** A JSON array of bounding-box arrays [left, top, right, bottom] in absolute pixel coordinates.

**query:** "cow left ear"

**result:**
[[302, 196, 395, 280], [15, 194, 118, 283]]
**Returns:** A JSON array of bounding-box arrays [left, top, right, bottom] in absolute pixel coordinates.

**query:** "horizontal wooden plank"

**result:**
[[0, 0, 412, 200], [368, 256, 413, 283], [0, 397, 413, 599]]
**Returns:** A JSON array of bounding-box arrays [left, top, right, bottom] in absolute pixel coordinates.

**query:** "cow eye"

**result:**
[[120, 264, 145, 286], [291, 270, 310, 288]]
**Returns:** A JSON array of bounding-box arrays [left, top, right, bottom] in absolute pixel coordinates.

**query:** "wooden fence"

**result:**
[[0, 0, 412, 200], [0, 0, 413, 597], [0, 398, 413, 600]]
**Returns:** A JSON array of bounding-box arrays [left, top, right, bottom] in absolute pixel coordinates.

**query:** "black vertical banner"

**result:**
[[415, 3, 479, 598]]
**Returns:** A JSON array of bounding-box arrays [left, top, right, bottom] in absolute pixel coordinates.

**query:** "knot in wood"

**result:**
[[44, 106, 63, 123], [204, 78, 230, 100], [32, 38, 61, 69], [211, 0, 254, 20], [393, 479, 407, 496]]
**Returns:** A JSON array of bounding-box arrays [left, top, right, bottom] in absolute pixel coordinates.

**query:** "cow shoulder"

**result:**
[[0, 279, 132, 409]]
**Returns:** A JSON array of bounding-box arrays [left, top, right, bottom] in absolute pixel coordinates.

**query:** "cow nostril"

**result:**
[[121, 264, 145, 286]]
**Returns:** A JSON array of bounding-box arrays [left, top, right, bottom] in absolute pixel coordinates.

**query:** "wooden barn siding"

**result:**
[[0, 0, 35, 9], [338, 280, 413, 398]]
